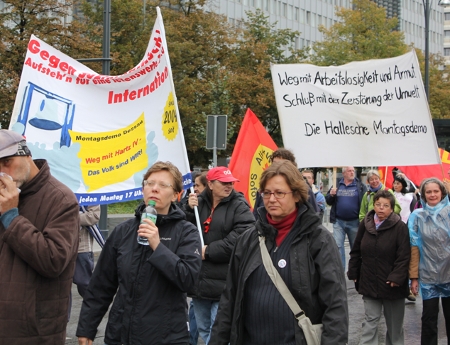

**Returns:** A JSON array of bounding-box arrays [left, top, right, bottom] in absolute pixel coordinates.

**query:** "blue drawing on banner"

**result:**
[[13, 82, 75, 147], [133, 131, 159, 187]]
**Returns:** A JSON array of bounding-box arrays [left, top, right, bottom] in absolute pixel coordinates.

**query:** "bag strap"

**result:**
[[258, 236, 304, 319], [259, 236, 321, 345]]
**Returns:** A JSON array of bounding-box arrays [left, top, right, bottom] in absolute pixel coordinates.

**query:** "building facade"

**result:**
[[204, 0, 445, 56], [444, 4, 450, 64]]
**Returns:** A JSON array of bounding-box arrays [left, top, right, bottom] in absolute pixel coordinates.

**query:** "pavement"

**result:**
[[65, 213, 448, 344]]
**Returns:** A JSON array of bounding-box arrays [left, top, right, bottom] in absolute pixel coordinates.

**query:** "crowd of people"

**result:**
[[0, 129, 449, 345]]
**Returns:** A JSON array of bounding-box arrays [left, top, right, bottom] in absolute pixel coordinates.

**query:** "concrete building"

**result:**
[[444, 4, 450, 64], [204, 0, 445, 56]]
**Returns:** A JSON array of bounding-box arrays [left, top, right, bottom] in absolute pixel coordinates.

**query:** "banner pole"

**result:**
[[157, 8, 203, 247], [333, 167, 337, 188]]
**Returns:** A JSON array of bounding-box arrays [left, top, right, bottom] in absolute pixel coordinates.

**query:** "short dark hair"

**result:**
[[143, 161, 183, 193], [259, 160, 308, 204], [270, 148, 297, 166], [373, 190, 395, 210]]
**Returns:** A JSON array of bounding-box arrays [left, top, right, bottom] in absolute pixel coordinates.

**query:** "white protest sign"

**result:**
[[271, 51, 440, 168], [9, 7, 192, 205]]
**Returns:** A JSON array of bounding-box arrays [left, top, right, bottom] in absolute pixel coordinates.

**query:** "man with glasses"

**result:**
[[325, 166, 367, 269]]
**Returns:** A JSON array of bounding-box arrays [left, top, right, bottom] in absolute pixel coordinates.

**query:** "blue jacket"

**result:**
[[325, 178, 367, 223]]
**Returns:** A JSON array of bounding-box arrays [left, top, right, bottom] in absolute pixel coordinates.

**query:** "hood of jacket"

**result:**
[[197, 189, 250, 210], [421, 195, 450, 218], [134, 202, 187, 225]]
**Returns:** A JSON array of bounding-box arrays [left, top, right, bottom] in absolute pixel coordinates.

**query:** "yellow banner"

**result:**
[[70, 114, 148, 191]]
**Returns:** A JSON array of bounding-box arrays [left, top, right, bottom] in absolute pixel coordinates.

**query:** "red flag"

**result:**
[[229, 109, 278, 209], [379, 148, 450, 189]]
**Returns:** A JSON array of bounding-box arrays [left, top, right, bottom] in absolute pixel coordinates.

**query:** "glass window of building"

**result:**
[[301, 9, 305, 23], [445, 30, 450, 37], [306, 11, 311, 24], [295, 7, 299, 21], [283, 3, 287, 17], [445, 12, 450, 21], [445, 48, 450, 56]]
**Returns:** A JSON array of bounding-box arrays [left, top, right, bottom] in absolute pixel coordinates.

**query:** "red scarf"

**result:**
[[266, 208, 298, 247]]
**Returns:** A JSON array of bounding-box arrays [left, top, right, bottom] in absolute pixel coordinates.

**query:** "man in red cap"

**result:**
[[183, 166, 255, 345], [0, 129, 79, 344]]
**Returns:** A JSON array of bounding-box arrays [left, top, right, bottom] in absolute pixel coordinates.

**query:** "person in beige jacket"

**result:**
[[75, 205, 101, 297]]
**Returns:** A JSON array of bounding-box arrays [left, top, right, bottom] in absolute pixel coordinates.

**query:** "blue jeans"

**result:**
[[192, 298, 219, 345], [333, 218, 359, 269], [189, 300, 199, 345]]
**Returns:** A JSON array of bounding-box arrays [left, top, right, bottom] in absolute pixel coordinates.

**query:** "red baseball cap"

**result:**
[[206, 167, 239, 182]]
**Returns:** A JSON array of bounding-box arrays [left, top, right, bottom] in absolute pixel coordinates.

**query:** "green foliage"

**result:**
[[108, 200, 141, 214], [0, 0, 100, 128], [311, 0, 408, 66], [414, 48, 450, 119], [225, 9, 307, 147]]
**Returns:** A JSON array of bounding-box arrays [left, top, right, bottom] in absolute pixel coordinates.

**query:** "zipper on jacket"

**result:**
[[128, 248, 148, 344]]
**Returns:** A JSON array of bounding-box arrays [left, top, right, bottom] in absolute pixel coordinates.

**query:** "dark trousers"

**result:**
[[421, 297, 450, 345]]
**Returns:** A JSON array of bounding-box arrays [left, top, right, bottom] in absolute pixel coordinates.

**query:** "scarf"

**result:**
[[266, 208, 298, 247], [369, 183, 383, 193]]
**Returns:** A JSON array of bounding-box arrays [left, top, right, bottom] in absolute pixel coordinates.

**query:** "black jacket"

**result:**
[[76, 203, 202, 345], [209, 204, 348, 345], [325, 177, 367, 223], [347, 210, 410, 300], [184, 189, 255, 300]]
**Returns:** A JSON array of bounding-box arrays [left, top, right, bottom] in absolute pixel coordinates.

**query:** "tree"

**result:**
[[414, 48, 450, 119], [225, 9, 307, 147], [0, 0, 100, 128], [310, 0, 408, 66]]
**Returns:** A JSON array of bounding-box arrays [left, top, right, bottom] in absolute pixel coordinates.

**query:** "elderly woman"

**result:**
[[409, 178, 450, 345], [359, 169, 401, 221], [209, 161, 348, 345], [348, 190, 410, 345], [76, 161, 202, 345], [184, 166, 255, 345]]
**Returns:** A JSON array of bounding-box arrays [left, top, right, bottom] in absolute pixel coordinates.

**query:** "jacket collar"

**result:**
[[363, 209, 401, 234], [20, 159, 50, 198], [255, 203, 319, 245], [199, 189, 240, 209], [134, 202, 186, 225]]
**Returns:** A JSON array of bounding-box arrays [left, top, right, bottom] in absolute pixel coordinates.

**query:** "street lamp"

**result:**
[[423, 0, 450, 99]]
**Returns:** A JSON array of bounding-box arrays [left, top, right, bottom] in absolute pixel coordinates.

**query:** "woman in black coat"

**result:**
[[348, 189, 410, 345]]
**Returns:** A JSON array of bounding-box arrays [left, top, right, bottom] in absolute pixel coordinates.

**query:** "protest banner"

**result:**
[[271, 51, 440, 168], [228, 108, 278, 209], [9, 8, 192, 206]]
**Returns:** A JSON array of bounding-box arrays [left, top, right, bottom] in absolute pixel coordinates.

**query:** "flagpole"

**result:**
[[156, 7, 203, 247]]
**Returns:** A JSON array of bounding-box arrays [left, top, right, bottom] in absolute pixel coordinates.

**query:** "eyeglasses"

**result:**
[[260, 190, 293, 199], [143, 180, 173, 189]]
